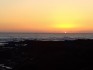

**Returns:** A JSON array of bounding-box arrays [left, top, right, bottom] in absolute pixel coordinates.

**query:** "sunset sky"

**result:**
[[0, 0, 93, 33]]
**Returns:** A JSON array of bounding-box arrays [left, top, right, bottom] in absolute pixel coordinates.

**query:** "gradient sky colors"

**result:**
[[0, 0, 93, 33]]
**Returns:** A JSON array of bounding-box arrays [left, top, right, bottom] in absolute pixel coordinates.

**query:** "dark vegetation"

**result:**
[[0, 39, 93, 70]]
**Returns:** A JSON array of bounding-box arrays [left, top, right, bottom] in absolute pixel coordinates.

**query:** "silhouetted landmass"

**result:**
[[0, 39, 93, 70]]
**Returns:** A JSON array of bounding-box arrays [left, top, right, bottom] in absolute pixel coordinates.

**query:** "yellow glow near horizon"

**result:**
[[54, 23, 76, 29], [0, 0, 93, 33]]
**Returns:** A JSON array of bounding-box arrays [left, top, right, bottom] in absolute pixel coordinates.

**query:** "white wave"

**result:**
[[0, 64, 12, 69]]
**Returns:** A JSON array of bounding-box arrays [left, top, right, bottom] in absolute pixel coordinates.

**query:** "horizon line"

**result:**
[[0, 32, 93, 34]]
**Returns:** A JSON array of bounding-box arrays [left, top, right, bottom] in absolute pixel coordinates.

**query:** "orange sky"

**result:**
[[0, 0, 93, 33]]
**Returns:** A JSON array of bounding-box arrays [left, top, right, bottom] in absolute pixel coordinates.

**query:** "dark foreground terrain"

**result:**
[[0, 39, 93, 70]]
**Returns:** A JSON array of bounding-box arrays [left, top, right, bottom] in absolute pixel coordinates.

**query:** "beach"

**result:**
[[1, 0, 93, 69], [0, 39, 93, 70]]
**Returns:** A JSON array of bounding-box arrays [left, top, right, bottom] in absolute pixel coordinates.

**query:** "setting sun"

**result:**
[[0, 0, 93, 33]]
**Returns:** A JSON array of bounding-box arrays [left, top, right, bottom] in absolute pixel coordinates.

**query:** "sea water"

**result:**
[[0, 33, 93, 43]]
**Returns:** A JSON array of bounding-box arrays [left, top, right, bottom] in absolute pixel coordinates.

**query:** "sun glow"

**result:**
[[54, 23, 76, 29], [0, 0, 93, 33]]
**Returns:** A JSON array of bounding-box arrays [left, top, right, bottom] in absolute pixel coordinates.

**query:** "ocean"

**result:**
[[0, 33, 93, 42]]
